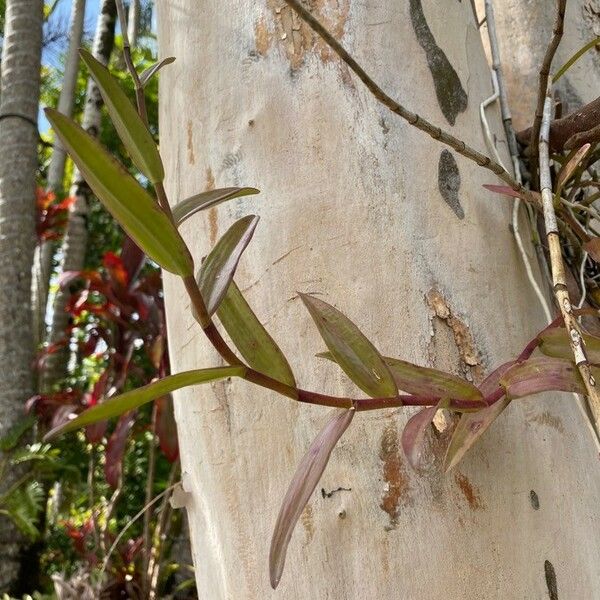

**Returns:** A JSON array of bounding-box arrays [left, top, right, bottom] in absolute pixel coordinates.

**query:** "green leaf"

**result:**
[[2, 481, 44, 539], [538, 328, 600, 364], [300, 294, 397, 398], [384, 357, 482, 401], [44, 367, 245, 440], [318, 352, 482, 401], [80, 48, 164, 183], [197, 215, 259, 316], [45, 108, 193, 276], [444, 361, 515, 471], [217, 280, 296, 387], [140, 56, 176, 87], [173, 187, 260, 227], [0, 415, 35, 451]]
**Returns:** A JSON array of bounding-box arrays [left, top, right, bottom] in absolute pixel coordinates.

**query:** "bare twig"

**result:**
[[282, 0, 536, 203], [539, 82, 600, 437], [142, 404, 159, 598], [529, 0, 567, 183]]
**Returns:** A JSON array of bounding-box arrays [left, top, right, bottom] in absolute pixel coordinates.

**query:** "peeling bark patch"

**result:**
[[544, 560, 558, 600], [409, 0, 467, 125], [186, 121, 195, 165], [530, 490, 540, 510], [529, 411, 565, 434], [426, 289, 484, 382], [454, 472, 483, 510], [265, 0, 349, 71], [379, 423, 411, 528], [438, 150, 464, 219], [254, 17, 272, 56], [301, 504, 315, 544]]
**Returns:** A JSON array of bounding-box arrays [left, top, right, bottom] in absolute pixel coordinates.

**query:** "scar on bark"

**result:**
[[379, 423, 411, 529], [258, 0, 350, 71], [409, 0, 467, 125], [426, 289, 484, 383], [454, 472, 483, 510]]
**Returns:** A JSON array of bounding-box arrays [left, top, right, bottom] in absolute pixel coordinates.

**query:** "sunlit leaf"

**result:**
[[44, 366, 246, 440], [500, 357, 586, 399], [173, 187, 260, 227], [538, 328, 600, 364], [217, 280, 295, 387], [80, 49, 164, 183], [444, 361, 515, 471], [300, 295, 397, 398], [401, 400, 446, 470], [45, 109, 193, 276], [197, 215, 259, 316], [556, 143, 591, 193], [139, 56, 176, 86], [269, 409, 354, 589]]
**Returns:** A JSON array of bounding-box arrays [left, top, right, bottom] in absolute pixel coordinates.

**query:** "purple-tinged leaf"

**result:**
[[105, 411, 135, 488], [500, 357, 585, 398], [300, 295, 397, 398], [217, 280, 296, 387], [482, 184, 525, 199], [156, 395, 179, 463], [444, 361, 516, 471], [44, 366, 245, 440], [384, 357, 482, 401], [401, 400, 446, 470], [538, 327, 600, 364], [173, 187, 260, 227], [197, 215, 259, 316], [269, 409, 354, 589]]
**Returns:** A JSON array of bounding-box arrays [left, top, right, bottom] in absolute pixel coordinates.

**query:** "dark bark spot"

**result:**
[[544, 560, 558, 600], [438, 150, 464, 219], [530, 489, 540, 510], [409, 0, 467, 125]]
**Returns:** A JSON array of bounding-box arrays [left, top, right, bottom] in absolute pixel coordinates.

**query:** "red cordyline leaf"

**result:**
[[269, 409, 354, 589], [155, 394, 178, 462], [401, 400, 447, 470], [103, 251, 129, 288], [120, 235, 145, 284], [105, 411, 136, 488]]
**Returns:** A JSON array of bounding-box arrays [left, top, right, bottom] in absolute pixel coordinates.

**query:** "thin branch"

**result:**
[[529, 0, 567, 184], [539, 82, 600, 437], [282, 0, 536, 204]]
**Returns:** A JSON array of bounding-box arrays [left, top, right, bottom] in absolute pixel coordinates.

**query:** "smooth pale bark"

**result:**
[[0, 0, 43, 591], [42, 0, 117, 392], [477, 0, 600, 131], [32, 0, 86, 348], [127, 0, 139, 46], [158, 1, 600, 598]]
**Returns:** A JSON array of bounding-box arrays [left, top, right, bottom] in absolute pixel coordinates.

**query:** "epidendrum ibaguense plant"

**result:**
[[43, 0, 600, 590]]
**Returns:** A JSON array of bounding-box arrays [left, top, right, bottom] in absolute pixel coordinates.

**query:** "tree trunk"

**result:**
[[0, 0, 43, 592], [42, 0, 117, 392], [127, 0, 139, 46], [477, 0, 600, 131], [32, 0, 86, 349], [158, 1, 600, 597]]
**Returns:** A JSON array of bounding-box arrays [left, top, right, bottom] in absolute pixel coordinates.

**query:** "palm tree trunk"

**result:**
[[0, 0, 43, 592], [32, 0, 86, 349], [42, 0, 117, 393]]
